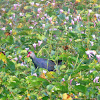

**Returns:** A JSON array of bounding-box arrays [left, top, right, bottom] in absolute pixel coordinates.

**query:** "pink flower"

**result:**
[[71, 20, 74, 25], [36, 3, 39, 6], [62, 78, 65, 81], [88, 9, 92, 16], [44, 13, 47, 17], [14, 57, 18, 61], [30, 2, 34, 6], [1, 8, 5, 11], [94, 22, 96, 27], [33, 43, 37, 49], [70, 79, 73, 85], [38, 40, 43, 46], [1, 27, 5, 30], [69, 38, 72, 42], [74, 18, 77, 21], [29, 26, 33, 29], [52, 3, 55, 6], [9, 17, 13, 19], [37, 14, 39, 17], [90, 41, 94, 46], [42, 24, 45, 28], [96, 55, 100, 62], [43, 70, 47, 74], [13, 4, 17, 10], [10, 30, 12, 33], [13, 13, 15, 18], [20, 13, 24, 16], [92, 35, 96, 39], [37, 8, 42, 13], [65, 16, 69, 21], [76, 82, 80, 86], [93, 77, 99, 83], [69, 26, 72, 30], [34, 22, 37, 26], [41, 17, 45, 20], [60, 9, 63, 13], [25, 48, 29, 51], [33, 73, 37, 76], [48, 17, 52, 22], [85, 50, 96, 59]]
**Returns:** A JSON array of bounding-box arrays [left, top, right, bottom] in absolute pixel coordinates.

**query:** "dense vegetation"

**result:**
[[0, 0, 100, 99]]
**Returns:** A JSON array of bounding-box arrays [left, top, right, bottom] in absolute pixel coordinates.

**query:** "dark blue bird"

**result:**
[[27, 51, 62, 71]]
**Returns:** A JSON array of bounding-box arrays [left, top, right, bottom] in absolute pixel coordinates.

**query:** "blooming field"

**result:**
[[0, 0, 100, 99]]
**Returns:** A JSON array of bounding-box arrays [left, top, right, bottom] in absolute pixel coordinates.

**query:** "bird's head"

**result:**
[[27, 51, 36, 58]]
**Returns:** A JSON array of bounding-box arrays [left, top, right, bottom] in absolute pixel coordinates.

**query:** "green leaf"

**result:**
[[0, 60, 4, 68], [6, 59, 15, 72], [74, 85, 86, 93], [95, 64, 100, 71], [47, 85, 54, 91]]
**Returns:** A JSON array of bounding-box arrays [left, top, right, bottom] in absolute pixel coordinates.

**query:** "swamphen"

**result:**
[[27, 51, 62, 71]]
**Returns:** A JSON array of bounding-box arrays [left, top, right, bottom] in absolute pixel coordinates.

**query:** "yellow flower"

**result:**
[[62, 93, 72, 100], [0, 52, 7, 63], [76, 0, 80, 2]]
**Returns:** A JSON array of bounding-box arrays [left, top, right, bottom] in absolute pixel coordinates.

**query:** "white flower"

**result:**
[[86, 50, 96, 59], [96, 55, 100, 62], [93, 77, 99, 83]]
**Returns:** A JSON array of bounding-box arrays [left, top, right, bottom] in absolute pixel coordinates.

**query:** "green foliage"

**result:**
[[0, 0, 100, 99]]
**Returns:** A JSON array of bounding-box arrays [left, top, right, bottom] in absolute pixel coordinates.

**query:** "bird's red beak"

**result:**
[[27, 51, 32, 57], [27, 54, 30, 57]]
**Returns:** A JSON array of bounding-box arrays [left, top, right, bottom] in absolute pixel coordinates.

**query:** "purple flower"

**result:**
[[86, 50, 96, 59], [25, 48, 29, 51], [33, 43, 37, 49], [93, 76, 99, 83], [21, 62, 24, 66], [38, 40, 43, 46], [19, 55, 22, 59], [96, 55, 100, 62]]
